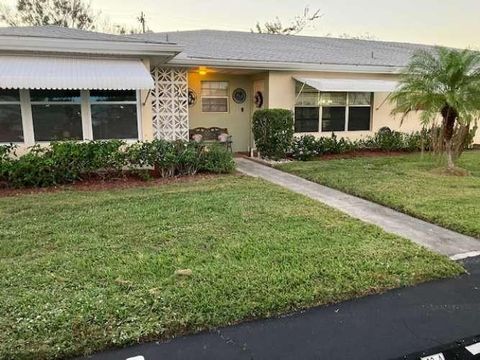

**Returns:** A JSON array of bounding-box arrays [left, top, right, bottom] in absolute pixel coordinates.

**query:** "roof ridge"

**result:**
[[140, 29, 437, 49]]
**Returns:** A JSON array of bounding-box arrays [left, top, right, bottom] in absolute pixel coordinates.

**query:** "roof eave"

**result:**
[[167, 57, 404, 74], [0, 36, 183, 57]]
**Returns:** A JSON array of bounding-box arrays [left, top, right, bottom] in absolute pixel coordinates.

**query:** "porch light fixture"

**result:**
[[198, 67, 208, 76]]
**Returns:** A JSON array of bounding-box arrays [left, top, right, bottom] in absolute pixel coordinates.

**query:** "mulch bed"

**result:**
[[0, 173, 223, 198], [316, 150, 411, 161], [244, 150, 414, 167]]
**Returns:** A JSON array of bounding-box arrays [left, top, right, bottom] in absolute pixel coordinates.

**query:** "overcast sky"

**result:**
[[3, 0, 480, 48]]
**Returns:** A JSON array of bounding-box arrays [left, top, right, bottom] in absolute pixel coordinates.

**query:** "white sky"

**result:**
[[2, 0, 480, 49]]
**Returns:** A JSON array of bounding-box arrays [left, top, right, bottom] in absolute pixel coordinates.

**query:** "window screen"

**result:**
[[0, 90, 23, 143], [348, 107, 371, 131], [322, 107, 346, 132], [295, 107, 319, 132], [201, 82, 229, 112], [30, 90, 82, 141], [90, 90, 138, 140]]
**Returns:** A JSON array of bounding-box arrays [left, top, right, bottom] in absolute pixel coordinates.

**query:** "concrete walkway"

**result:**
[[236, 158, 480, 259]]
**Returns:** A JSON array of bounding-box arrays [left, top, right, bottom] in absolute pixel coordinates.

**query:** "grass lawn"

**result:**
[[277, 151, 480, 238], [0, 176, 462, 359]]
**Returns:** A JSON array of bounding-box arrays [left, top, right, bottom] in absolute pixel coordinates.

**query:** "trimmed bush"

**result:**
[[200, 143, 236, 173], [252, 109, 294, 160], [291, 135, 319, 161], [0, 140, 235, 188]]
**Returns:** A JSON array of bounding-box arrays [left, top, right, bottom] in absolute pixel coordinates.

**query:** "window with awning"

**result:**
[[0, 56, 154, 90], [294, 78, 387, 133], [0, 56, 151, 144]]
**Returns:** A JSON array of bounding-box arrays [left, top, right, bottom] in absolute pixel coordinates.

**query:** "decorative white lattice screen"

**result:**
[[151, 67, 189, 140]]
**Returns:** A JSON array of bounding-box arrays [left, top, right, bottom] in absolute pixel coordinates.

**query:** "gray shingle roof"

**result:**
[[133, 30, 434, 68], [0, 25, 174, 44]]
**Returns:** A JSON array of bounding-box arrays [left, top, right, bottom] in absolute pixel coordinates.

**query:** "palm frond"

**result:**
[[391, 46, 480, 127]]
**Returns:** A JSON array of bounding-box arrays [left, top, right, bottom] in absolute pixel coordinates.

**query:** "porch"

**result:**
[[150, 66, 268, 153]]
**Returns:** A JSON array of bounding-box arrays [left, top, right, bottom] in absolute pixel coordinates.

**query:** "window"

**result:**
[[0, 89, 23, 143], [295, 107, 319, 132], [347, 92, 372, 131], [295, 82, 320, 106], [295, 82, 373, 133], [321, 92, 347, 132], [201, 81, 229, 112], [31, 90, 83, 141], [322, 107, 346, 132], [348, 107, 371, 131], [90, 90, 138, 140]]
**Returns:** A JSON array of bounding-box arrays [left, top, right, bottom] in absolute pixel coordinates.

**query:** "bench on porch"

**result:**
[[189, 127, 233, 152]]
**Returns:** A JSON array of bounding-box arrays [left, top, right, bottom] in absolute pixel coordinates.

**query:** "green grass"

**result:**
[[277, 151, 480, 238], [0, 176, 462, 359]]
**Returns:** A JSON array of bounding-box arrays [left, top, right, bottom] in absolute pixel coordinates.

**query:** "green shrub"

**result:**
[[176, 141, 203, 176], [0, 144, 16, 162], [200, 144, 236, 173], [0, 144, 16, 185], [291, 135, 319, 161], [318, 133, 358, 154], [290, 129, 432, 161], [252, 109, 294, 160], [0, 140, 235, 188], [49, 141, 127, 179], [5, 148, 53, 188]]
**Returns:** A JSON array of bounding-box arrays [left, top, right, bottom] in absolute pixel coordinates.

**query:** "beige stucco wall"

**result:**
[[268, 71, 423, 141], [140, 58, 154, 141], [268, 70, 480, 144], [188, 72, 256, 152]]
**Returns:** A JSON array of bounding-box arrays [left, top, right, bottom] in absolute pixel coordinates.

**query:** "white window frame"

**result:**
[[345, 93, 373, 132], [201, 81, 229, 114], [0, 89, 27, 145], [295, 86, 373, 133], [4, 89, 142, 146], [320, 93, 348, 133], [294, 106, 321, 133], [29, 90, 84, 143], [88, 90, 142, 141]]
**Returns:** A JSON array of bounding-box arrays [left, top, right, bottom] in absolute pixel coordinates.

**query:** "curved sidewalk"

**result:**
[[236, 158, 480, 259]]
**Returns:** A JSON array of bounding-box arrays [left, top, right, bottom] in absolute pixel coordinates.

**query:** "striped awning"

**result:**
[[0, 55, 154, 90]]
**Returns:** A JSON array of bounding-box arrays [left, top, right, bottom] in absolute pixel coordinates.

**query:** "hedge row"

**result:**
[[0, 140, 235, 188], [291, 128, 430, 161], [251, 109, 432, 161]]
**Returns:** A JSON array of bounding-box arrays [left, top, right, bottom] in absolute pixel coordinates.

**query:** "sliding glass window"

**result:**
[[0, 89, 23, 143], [294, 81, 373, 133], [320, 93, 347, 132], [294, 83, 320, 132], [30, 90, 83, 141], [90, 90, 138, 140], [347, 93, 372, 131]]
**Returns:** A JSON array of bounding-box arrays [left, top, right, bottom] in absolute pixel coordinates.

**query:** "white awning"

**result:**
[[0, 56, 154, 90], [294, 77, 398, 92]]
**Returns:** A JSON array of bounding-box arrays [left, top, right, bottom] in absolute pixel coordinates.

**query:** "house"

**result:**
[[0, 26, 478, 152]]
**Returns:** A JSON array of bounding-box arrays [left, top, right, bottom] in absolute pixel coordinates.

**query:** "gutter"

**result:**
[[0, 36, 184, 57], [166, 56, 404, 74]]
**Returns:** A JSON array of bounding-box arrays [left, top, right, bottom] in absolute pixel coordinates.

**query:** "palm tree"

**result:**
[[391, 47, 480, 169]]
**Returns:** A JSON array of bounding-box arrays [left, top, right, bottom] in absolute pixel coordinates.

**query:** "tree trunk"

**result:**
[[445, 139, 455, 169], [441, 105, 458, 169]]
